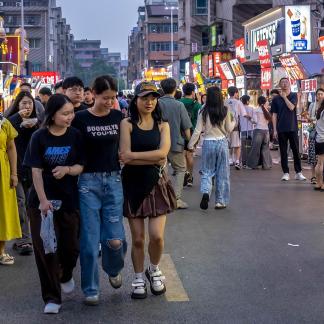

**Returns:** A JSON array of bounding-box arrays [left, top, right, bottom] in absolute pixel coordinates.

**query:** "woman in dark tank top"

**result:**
[[120, 82, 176, 300]]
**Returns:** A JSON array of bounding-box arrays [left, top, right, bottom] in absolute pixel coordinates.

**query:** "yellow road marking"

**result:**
[[160, 254, 189, 302]]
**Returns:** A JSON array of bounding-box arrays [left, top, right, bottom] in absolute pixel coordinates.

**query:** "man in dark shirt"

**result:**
[[63, 77, 88, 113], [271, 77, 306, 181]]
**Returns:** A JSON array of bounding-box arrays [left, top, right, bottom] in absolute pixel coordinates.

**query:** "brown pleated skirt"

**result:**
[[124, 172, 176, 219]]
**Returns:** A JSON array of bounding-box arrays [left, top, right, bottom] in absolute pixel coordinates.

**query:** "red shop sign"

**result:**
[[5, 36, 20, 66], [208, 54, 213, 77], [257, 39, 272, 69], [261, 68, 272, 90], [301, 79, 317, 92], [235, 38, 246, 63], [32, 71, 61, 85], [319, 36, 324, 60], [279, 54, 307, 80]]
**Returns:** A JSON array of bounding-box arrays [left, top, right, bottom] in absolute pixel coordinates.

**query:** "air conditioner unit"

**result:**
[[218, 34, 226, 45], [0, 2, 4, 7]]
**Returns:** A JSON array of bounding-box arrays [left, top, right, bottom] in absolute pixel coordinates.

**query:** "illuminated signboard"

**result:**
[[220, 63, 234, 80], [285, 5, 311, 52], [279, 54, 307, 80], [229, 59, 245, 77], [319, 36, 324, 60], [235, 38, 246, 63], [256, 39, 272, 69], [32, 72, 61, 85]]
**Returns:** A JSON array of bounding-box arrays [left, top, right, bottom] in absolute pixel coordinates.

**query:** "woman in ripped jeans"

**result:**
[[72, 75, 127, 306]]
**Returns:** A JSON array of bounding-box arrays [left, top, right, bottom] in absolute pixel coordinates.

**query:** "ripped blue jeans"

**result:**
[[78, 172, 127, 297]]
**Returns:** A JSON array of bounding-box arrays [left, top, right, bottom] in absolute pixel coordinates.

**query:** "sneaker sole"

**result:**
[[131, 290, 147, 299], [109, 277, 122, 289], [84, 299, 99, 306], [200, 194, 209, 210], [145, 269, 166, 296], [215, 205, 226, 210]]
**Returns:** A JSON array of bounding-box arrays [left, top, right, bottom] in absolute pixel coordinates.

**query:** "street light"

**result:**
[[165, 6, 178, 63]]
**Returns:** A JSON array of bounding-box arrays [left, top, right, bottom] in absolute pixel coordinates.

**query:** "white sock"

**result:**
[[135, 272, 143, 279], [149, 263, 159, 272]]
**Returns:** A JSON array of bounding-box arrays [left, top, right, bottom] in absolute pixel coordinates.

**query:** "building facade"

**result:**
[[0, 0, 73, 77], [73, 39, 101, 68]]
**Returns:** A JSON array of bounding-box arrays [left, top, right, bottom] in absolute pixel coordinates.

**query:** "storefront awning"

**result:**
[[297, 54, 324, 77]]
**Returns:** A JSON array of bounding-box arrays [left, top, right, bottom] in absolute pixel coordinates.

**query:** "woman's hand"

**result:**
[[157, 158, 167, 166], [119, 151, 134, 164], [52, 166, 69, 179], [39, 199, 53, 216], [10, 174, 18, 188], [18, 109, 30, 119]]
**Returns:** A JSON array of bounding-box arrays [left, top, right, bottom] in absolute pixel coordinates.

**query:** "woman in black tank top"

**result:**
[[120, 82, 176, 300]]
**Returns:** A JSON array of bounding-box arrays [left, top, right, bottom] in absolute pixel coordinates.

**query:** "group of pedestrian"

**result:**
[[0, 75, 176, 314]]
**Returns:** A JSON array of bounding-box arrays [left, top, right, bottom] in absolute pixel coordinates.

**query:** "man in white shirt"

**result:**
[[224, 87, 248, 170]]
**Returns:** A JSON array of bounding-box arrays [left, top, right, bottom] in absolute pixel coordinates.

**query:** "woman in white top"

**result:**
[[314, 100, 324, 191], [247, 96, 272, 169], [188, 86, 235, 210]]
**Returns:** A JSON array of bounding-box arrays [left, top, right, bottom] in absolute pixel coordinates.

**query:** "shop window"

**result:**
[[202, 31, 209, 46], [29, 38, 41, 49], [32, 63, 42, 72]]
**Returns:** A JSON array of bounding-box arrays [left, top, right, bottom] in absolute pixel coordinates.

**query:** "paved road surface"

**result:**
[[1, 160, 324, 324]]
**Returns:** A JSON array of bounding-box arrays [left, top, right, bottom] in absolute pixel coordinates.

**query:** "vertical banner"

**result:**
[[235, 38, 246, 63], [319, 36, 324, 60], [208, 54, 213, 77], [257, 39, 273, 90]]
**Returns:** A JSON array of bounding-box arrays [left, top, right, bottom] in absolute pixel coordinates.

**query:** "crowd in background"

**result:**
[[0, 74, 324, 314]]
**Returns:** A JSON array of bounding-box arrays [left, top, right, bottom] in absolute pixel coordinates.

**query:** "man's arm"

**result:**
[[281, 93, 296, 111], [272, 113, 278, 139]]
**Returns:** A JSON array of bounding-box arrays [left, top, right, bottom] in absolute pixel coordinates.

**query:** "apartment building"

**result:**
[[73, 39, 101, 68]]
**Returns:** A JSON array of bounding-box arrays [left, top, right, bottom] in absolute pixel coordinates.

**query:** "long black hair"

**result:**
[[128, 95, 164, 125], [43, 94, 73, 127], [5, 91, 36, 118], [202, 86, 227, 126]]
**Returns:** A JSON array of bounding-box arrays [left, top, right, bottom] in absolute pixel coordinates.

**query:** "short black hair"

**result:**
[[118, 91, 123, 97], [20, 82, 32, 89], [54, 81, 63, 90], [92, 75, 118, 94], [62, 76, 84, 90], [174, 90, 182, 100], [270, 89, 280, 95], [39, 87, 52, 96], [84, 86, 92, 92], [182, 83, 195, 96], [240, 95, 250, 105], [279, 77, 289, 84], [316, 88, 324, 95], [257, 96, 267, 106], [160, 78, 177, 95], [227, 86, 238, 97]]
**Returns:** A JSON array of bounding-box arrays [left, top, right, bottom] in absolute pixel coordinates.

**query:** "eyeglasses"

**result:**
[[67, 86, 84, 93]]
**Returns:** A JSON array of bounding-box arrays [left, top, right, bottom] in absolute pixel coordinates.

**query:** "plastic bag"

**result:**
[[40, 200, 62, 255]]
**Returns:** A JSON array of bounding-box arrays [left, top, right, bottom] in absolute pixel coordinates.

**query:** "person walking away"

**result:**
[[180, 83, 202, 187], [307, 88, 324, 184], [240, 95, 254, 167], [63, 77, 88, 113], [24, 94, 85, 314], [314, 100, 324, 190], [118, 91, 129, 118], [119, 81, 176, 299], [83, 87, 95, 108], [188, 86, 235, 210], [54, 81, 64, 95], [224, 86, 248, 170], [159, 78, 192, 209], [72, 75, 127, 306], [0, 113, 21, 265], [247, 96, 272, 169], [271, 77, 306, 181], [7, 92, 40, 255], [38, 87, 52, 107]]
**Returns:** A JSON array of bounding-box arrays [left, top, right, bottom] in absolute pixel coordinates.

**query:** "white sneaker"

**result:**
[[145, 268, 166, 295], [84, 295, 99, 306], [295, 173, 307, 181], [44, 303, 61, 314], [281, 173, 290, 181], [176, 199, 188, 209], [61, 278, 75, 294], [229, 159, 234, 166]]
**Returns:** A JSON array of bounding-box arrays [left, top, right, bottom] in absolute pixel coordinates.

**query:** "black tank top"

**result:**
[[122, 121, 162, 213], [131, 121, 160, 152]]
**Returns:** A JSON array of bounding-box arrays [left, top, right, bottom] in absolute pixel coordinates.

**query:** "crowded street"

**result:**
[[2, 160, 324, 323], [1, 0, 324, 323]]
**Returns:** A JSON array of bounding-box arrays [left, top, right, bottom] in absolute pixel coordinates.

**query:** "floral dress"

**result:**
[[0, 116, 21, 241]]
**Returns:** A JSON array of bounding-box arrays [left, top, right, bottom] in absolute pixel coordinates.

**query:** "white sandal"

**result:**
[[0, 253, 15, 265]]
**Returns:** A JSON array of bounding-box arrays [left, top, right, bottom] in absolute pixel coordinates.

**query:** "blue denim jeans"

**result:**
[[200, 139, 230, 205], [78, 172, 127, 297]]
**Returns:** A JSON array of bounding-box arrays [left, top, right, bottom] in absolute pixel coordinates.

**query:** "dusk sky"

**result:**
[[56, 0, 144, 59]]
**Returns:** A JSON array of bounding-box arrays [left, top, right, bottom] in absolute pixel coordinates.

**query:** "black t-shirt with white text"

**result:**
[[23, 127, 85, 210], [270, 92, 298, 133], [72, 109, 122, 173]]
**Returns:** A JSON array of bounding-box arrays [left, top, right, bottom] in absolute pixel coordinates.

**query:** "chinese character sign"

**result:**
[[279, 54, 307, 80], [32, 72, 61, 85], [235, 38, 246, 63], [261, 68, 272, 89], [257, 39, 272, 69]]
